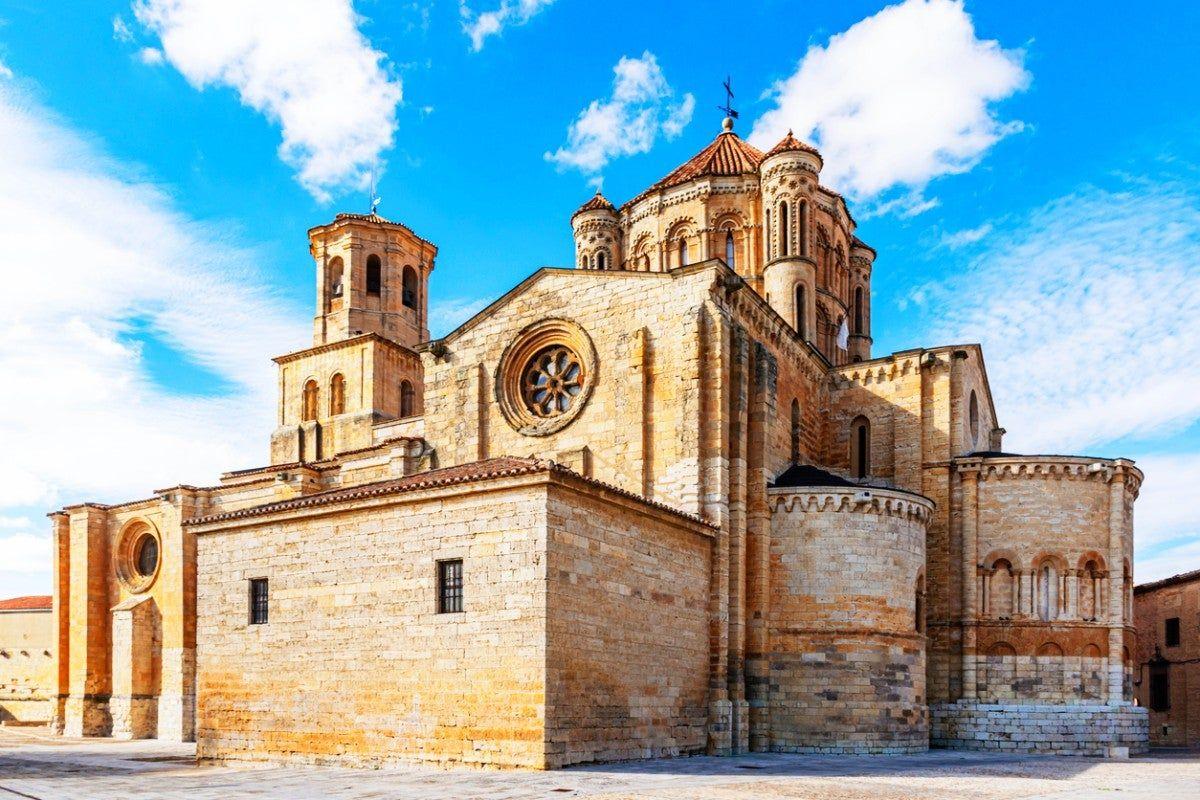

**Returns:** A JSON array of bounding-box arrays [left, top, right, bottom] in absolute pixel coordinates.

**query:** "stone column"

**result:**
[[960, 467, 979, 701], [1105, 472, 1127, 704], [745, 342, 776, 752], [1065, 569, 1078, 619], [726, 325, 750, 754], [63, 505, 112, 737], [50, 513, 70, 734]]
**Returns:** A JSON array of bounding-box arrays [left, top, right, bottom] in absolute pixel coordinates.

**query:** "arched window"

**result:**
[[678, 237, 688, 267], [580, 254, 588, 268], [400, 379, 415, 417], [799, 201, 808, 255], [915, 572, 926, 633], [991, 560, 1015, 618], [1081, 559, 1101, 620], [1038, 562, 1059, 621], [329, 373, 345, 416], [969, 390, 980, 443], [328, 256, 344, 299], [302, 379, 319, 422], [850, 415, 870, 479], [402, 266, 418, 309], [853, 287, 864, 334], [779, 201, 790, 256], [794, 284, 806, 339], [725, 229, 735, 269], [366, 254, 382, 295], [596, 251, 607, 270], [790, 398, 801, 463]]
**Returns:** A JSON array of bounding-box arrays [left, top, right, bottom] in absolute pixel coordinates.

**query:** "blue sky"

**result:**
[[0, 0, 1198, 594]]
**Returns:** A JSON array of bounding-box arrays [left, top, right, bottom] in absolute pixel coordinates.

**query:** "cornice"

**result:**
[[273, 332, 419, 365], [767, 485, 935, 524], [955, 456, 1144, 494]]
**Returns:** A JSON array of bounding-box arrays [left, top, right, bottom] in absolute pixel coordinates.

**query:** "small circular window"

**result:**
[[497, 318, 597, 436], [522, 345, 585, 418], [114, 521, 161, 593]]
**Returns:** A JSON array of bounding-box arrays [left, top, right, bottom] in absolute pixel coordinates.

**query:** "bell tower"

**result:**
[[309, 212, 437, 349]]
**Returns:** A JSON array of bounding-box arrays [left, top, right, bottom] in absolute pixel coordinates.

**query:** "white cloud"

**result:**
[[133, 0, 402, 201], [0, 533, 49, 575], [0, 516, 32, 529], [460, 0, 554, 52], [918, 175, 1200, 455], [112, 15, 135, 43], [429, 297, 491, 338], [1131, 454, 1200, 553], [750, 0, 1028, 214], [940, 222, 993, 249], [546, 52, 695, 175], [0, 60, 11, 80], [0, 77, 302, 529], [137, 46, 164, 66]]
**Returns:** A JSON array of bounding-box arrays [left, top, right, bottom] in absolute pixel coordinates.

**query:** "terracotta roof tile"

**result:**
[[765, 129, 821, 158], [625, 131, 764, 208], [0, 595, 51, 611], [185, 456, 714, 530], [1135, 567, 1200, 594], [571, 191, 616, 219]]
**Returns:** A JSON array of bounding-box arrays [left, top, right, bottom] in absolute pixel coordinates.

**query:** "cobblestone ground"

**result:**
[[1, 727, 1198, 800]]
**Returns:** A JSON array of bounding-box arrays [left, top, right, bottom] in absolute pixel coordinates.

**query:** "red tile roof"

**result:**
[[571, 191, 616, 219], [185, 456, 715, 530], [625, 131, 765, 208], [0, 595, 51, 611], [1135, 567, 1200, 594], [764, 129, 821, 159]]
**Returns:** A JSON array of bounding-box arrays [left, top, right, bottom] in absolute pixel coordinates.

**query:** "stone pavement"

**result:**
[[1, 727, 1198, 800]]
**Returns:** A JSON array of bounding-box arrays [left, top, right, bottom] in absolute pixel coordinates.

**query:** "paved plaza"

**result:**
[[0, 727, 1197, 800]]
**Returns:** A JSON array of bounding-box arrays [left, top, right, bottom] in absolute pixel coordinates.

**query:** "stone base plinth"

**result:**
[[62, 694, 111, 737], [931, 702, 1148, 756]]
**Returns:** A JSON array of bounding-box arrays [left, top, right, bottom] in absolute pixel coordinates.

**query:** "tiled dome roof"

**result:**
[[625, 128, 765, 207], [571, 190, 616, 218], [765, 129, 821, 158]]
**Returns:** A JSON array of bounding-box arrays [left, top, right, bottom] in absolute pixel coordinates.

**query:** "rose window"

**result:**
[[522, 345, 585, 418]]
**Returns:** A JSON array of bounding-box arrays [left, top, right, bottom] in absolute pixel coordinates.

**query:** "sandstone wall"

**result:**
[[421, 268, 715, 514], [543, 483, 713, 767], [765, 486, 931, 753], [0, 609, 54, 724], [1135, 576, 1200, 747], [193, 479, 550, 768]]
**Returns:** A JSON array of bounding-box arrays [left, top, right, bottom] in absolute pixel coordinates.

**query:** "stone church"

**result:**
[[49, 117, 1147, 767]]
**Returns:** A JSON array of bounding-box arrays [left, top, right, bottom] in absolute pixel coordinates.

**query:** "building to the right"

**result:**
[[1135, 568, 1200, 748]]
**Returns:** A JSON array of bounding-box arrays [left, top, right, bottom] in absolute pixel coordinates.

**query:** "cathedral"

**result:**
[[48, 116, 1147, 768]]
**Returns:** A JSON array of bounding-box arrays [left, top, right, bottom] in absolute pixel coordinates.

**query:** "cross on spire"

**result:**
[[717, 76, 739, 126]]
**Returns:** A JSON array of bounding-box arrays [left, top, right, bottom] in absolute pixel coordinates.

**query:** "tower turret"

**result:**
[[570, 191, 620, 270], [760, 131, 823, 344], [309, 212, 437, 349], [848, 238, 875, 362]]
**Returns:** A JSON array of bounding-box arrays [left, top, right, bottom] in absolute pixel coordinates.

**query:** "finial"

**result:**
[[722, 117, 734, 132]]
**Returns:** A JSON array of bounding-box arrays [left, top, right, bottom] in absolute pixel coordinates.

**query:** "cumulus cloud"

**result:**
[[0, 79, 302, 523], [546, 52, 695, 176], [750, 0, 1028, 215], [460, 0, 554, 52], [132, 0, 402, 201], [137, 46, 164, 66]]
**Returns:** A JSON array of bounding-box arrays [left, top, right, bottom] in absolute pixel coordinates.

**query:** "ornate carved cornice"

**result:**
[[954, 455, 1145, 495], [768, 485, 935, 523]]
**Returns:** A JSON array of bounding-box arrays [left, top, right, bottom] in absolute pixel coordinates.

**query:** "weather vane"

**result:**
[[718, 75, 738, 121]]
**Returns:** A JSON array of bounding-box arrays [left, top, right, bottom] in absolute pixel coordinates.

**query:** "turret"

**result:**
[[570, 191, 620, 270], [760, 131, 823, 343], [848, 238, 875, 362], [309, 212, 437, 349]]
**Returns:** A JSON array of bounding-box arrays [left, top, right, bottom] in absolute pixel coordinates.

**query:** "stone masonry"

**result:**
[[46, 115, 1147, 765]]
